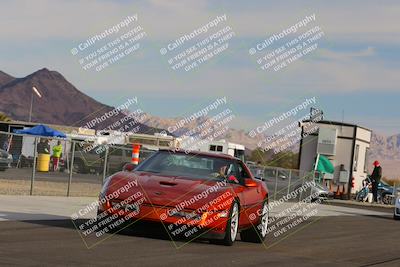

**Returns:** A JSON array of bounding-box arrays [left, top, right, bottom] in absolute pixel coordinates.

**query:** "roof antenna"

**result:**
[[341, 109, 344, 131], [342, 110, 344, 123]]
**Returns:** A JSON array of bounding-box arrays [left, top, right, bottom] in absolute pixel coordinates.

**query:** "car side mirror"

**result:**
[[254, 176, 265, 181], [244, 178, 258, 187], [123, 163, 136, 172]]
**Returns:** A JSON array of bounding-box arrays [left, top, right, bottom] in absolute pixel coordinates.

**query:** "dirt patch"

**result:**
[[0, 179, 101, 197]]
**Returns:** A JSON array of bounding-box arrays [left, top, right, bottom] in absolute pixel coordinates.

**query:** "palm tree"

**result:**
[[0, 112, 11, 122]]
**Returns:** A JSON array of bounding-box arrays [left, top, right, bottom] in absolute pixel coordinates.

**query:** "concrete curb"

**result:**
[[325, 199, 394, 209]]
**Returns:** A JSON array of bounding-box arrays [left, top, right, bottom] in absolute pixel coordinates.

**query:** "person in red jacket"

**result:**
[[370, 160, 382, 203]]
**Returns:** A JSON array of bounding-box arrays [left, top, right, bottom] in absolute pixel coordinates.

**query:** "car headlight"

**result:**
[[397, 198, 400, 204]]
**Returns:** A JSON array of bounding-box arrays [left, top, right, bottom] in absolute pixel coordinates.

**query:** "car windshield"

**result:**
[[136, 151, 235, 180]]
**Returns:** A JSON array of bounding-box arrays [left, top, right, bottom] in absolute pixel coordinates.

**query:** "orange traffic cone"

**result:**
[[131, 144, 141, 165], [335, 185, 341, 197]]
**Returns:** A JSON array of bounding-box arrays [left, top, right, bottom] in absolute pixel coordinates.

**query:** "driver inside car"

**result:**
[[211, 163, 240, 184]]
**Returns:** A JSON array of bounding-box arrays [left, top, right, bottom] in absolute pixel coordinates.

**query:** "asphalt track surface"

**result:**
[[0, 206, 399, 266]]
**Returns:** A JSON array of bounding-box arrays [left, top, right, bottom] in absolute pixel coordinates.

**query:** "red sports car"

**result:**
[[97, 150, 269, 245]]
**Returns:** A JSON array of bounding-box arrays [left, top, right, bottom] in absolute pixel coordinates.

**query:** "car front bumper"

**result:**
[[98, 201, 230, 236], [395, 198, 400, 216], [0, 158, 12, 169], [316, 191, 334, 200]]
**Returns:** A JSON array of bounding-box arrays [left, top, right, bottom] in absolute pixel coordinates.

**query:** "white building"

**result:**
[[298, 120, 372, 197]]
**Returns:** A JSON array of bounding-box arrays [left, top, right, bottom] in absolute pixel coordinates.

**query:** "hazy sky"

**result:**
[[1, 0, 399, 135]]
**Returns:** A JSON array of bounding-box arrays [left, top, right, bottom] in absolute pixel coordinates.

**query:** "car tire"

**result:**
[[210, 200, 240, 246], [240, 199, 268, 243], [382, 194, 392, 205], [394, 214, 400, 220]]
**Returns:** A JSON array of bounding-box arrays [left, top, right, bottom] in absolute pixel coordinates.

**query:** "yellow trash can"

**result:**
[[37, 153, 50, 172]]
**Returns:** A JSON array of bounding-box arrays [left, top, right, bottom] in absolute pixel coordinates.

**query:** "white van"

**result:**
[[199, 140, 245, 161]]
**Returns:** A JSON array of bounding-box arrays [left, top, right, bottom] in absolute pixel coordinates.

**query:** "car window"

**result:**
[[136, 151, 236, 180], [237, 162, 250, 179], [226, 162, 239, 177]]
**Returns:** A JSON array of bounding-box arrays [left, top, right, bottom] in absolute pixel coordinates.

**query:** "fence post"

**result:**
[[274, 168, 278, 201], [287, 169, 292, 196], [30, 137, 38, 196], [67, 141, 75, 197]]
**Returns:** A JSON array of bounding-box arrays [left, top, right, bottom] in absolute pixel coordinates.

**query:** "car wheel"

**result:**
[[382, 194, 392, 205], [211, 200, 239, 246], [394, 214, 400, 220], [240, 199, 268, 243]]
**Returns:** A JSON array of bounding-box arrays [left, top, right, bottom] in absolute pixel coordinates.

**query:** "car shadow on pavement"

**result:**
[[0, 212, 210, 245]]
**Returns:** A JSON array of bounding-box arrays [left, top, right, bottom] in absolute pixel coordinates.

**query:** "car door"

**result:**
[[236, 160, 263, 226], [223, 160, 246, 207]]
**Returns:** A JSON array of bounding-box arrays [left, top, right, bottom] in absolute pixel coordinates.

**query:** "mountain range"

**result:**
[[0, 68, 161, 134]]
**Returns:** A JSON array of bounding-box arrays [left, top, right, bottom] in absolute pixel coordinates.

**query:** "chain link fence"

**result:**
[[0, 131, 155, 196], [1, 131, 398, 204], [247, 164, 317, 202]]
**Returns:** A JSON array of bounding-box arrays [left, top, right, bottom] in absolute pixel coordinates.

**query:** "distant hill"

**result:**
[[0, 71, 15, 87], [370, 132, 400, 160], [0, 68, 163, 134], [368, 132, 400, 179], [143, 113, 266, 150]]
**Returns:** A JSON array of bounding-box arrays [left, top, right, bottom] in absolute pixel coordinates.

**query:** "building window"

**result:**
[[216, 145, 223, 152], [209, 145, 216, 151], [353, 144, 360, 172], [364, 147, 369, 173]]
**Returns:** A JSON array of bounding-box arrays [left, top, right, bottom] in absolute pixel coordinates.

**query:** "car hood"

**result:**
[[107, 171, 230, 209], [312, 182, 330, 193]]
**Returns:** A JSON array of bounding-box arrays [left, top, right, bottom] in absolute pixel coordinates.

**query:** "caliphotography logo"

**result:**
[[0, 1, 399, 266]]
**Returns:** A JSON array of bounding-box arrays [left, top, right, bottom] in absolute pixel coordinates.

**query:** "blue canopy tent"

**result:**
[[13, 125, 67, 174], [14, 124, 66, 138]]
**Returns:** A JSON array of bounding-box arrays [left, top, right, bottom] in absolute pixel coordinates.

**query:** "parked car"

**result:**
[[310, 181, 334, 201], [97, 150, 269, 246], [0, 149, 13, 171], [72, 144, 155, 174], [378, 181, 399, 205], [394, 196, 400, 220], [295, 181, 334, 202]]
